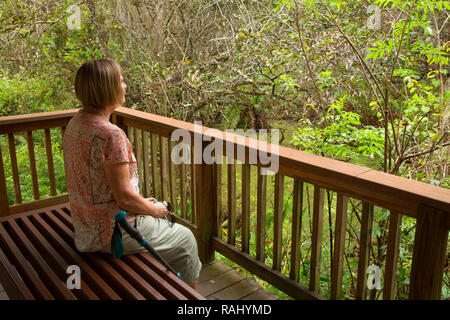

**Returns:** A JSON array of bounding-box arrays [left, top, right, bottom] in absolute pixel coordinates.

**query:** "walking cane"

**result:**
[[112, 202, 182, 279]]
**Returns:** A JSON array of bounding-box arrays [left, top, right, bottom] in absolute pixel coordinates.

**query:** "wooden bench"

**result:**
[[0, 203, 205, 300]]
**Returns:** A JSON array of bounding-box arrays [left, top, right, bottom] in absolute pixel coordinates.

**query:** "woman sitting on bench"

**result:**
[[63, 59, 202, 290]]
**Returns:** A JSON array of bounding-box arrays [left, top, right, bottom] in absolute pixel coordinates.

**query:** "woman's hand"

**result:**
[[151, 201, 169, 218], [146, 197, 169, 218]]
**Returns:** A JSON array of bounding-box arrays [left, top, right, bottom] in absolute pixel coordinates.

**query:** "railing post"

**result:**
[[195, 141, 218, 264], [0, 144, 10, 217], [409, 205, 448, 300]]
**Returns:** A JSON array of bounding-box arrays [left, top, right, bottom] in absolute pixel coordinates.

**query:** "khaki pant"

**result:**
[[100, 215, 202, 285]]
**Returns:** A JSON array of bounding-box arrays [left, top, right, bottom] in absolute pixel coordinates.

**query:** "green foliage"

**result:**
[[0, 71, 76, 116], [292, 96, 385, 166]]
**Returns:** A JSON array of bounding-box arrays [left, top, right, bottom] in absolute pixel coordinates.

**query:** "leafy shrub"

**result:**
[[291, 96, 385, 168], [0, 70, 77, 116]]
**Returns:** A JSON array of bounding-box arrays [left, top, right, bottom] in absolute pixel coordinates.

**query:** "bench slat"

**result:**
[[20, 216, 99, 300], [31, 213, 121, 300], [39, 207, 76, 245], [137, 253, 205, 300], [51, 207, 74, 231], [84, 253, 146, 300], [0, 246, 34, 299], [40, 208, 146, 300], [123, 255, 187, 300], [0, 222, 54, 299], [7, 219, 77, 300], [103, 254, 167, 300]]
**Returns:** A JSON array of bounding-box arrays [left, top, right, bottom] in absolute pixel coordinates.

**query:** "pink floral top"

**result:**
[[63, 109, 139, 252]]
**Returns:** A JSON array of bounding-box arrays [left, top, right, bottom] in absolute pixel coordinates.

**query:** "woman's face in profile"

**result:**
[[118, 74, 127, 106]]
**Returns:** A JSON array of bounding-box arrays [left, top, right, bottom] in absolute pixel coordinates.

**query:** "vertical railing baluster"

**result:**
[[8, 133, 22, 203], [227, 162, 236, 246], [133, 128, 144, 195], [290, 179, 303, 281], [273, 173, 284, 271], [44, 129, 57, 196], [0, 144, 10, 217], [331, 194, 348, 299], [256, 167, 267, 262], [383, 211, 402, 300], [26, 131, 39, 200], [309, 185, 324, 292], [180, 162, 187, 219], [126, 126, 132, 139], [133, 127, 138, 164], [142, 130, 150, 198], [356, 202, 374, 300], [241, 163, 250, 254], [61, 126, 66, 144], [168, 139, 177, 214], [159, 135, 168, 201], [190, 141, 196, 224], [150, 133, 159, 199]]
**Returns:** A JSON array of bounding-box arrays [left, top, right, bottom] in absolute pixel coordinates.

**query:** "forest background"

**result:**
[[0, 0, 448, 299]]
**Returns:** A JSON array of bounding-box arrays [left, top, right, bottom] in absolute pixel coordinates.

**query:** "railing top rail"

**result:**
[[0, 109, 78, 125], [114, 107, 450, 220], [0, 109, 78, 134]]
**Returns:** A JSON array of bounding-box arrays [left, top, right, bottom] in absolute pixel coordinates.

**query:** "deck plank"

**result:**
[[198, 260, 278, 300], [242, 288, 278, 300], [207, 278, 261, 300], [198, 269, 244, 297], [198, 260, 232, 284]]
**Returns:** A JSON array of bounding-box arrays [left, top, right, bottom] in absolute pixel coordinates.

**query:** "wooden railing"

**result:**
[[0, 110, 76, 215], [0, 107, 449, 300]]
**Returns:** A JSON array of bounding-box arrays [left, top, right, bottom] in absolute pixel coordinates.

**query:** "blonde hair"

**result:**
[[75, 59, 122, 110]]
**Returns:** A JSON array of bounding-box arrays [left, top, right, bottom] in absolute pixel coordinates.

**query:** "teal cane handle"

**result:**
[[115, 210, 127, 222]]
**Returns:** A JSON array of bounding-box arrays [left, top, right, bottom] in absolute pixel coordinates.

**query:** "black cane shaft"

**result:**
[[117, 218, 178, 276], [117, 219, 145, 244]]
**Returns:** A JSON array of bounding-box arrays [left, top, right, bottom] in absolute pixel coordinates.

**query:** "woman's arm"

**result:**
[[103, 162, 168, 218]]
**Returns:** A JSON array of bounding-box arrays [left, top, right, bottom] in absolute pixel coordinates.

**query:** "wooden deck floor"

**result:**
[[0, 259, 277, 300], [198, 259, 278, 300]]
